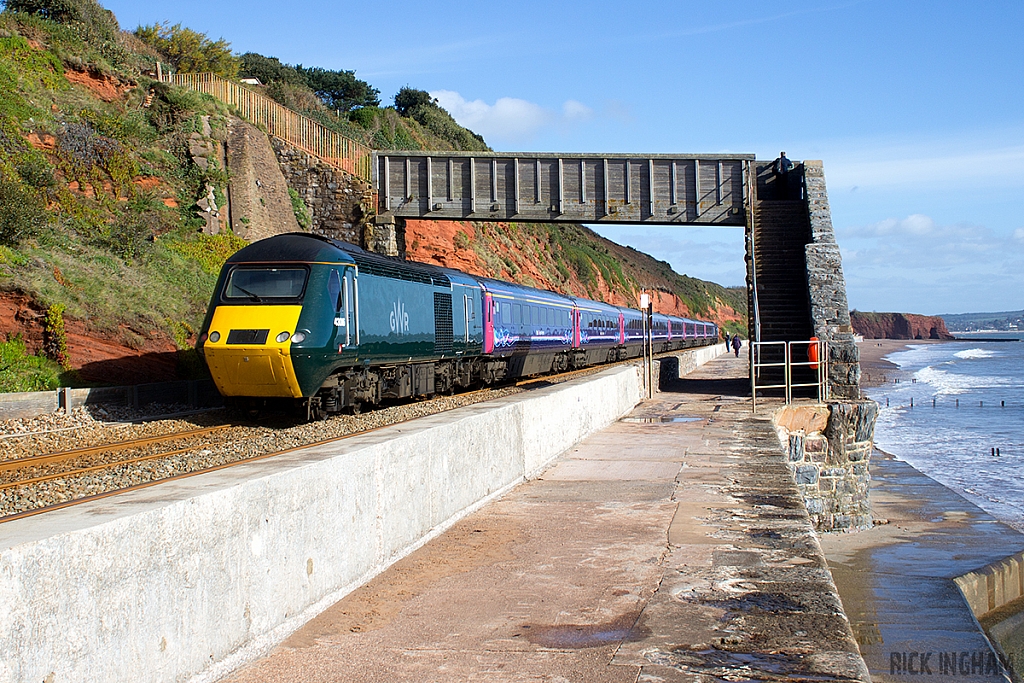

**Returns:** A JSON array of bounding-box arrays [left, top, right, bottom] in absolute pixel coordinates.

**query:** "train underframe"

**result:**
[[292, 338, 714, 420]]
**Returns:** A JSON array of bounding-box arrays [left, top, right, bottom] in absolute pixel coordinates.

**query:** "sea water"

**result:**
[[866, 333, 1024, 531]]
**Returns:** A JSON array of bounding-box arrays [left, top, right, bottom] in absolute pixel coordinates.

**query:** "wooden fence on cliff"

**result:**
[[167, 73, 372, 182]]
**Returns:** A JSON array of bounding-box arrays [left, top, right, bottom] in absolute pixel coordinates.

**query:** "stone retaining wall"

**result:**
[[774, 400, 879, 531], [270, 138, 372, 246]]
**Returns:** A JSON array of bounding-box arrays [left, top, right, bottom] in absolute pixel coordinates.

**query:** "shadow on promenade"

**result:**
[[658, 353, 751, 398]]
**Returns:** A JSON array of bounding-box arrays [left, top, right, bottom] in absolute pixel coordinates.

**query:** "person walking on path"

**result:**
[[724, 332, 731, 348], [772, 151, 793, 199], [732, 334, 742, 357]]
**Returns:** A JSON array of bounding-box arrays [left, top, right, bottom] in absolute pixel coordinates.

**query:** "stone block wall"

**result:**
[[227, 119, 299, 241], [774, 400, 879, 531], [803, 161, 861, 399], [270, 138, 373, 246]]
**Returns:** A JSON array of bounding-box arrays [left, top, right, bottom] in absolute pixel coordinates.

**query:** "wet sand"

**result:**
[[858, 339, 947, 388]]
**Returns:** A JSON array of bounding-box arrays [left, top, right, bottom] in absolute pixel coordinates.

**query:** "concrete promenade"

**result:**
[[222, 353, 867, 682]]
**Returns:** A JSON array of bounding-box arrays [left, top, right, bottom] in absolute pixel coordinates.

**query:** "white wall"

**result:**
[[0, 367, 642, 683]]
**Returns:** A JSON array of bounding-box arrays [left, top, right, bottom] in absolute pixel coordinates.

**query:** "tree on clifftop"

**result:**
[[239, 53, 380, 113], [394, 87, 488, 151], [2, 0, 119, 41], [394, 87, 435, 116], [294, 65, 380, 113], [135, 21, 240, 78]]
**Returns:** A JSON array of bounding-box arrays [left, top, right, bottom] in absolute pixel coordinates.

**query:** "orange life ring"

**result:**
[[808, 336, 819, 370]]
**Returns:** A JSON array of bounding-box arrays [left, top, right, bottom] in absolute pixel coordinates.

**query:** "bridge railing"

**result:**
[[166, 73, 372, 182]]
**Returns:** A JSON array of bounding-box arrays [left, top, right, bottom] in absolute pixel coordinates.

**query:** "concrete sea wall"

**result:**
[[0, 380, 222, 420], [5, 354, 730, 683]]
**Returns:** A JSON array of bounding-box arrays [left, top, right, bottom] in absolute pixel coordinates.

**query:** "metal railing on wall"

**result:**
[[750, 339, 829, 411], [166, 73, 373, 182]]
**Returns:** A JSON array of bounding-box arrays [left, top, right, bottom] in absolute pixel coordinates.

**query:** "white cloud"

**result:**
[[838, 214, 1024, 312], [562, 100, 592, 121], [431, 90, 592, 144], [857, 214, 936, 237]]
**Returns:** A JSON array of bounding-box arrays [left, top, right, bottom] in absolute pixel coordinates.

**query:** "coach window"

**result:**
[[513, 304, 521, 325], [501, 302, 511, 323]]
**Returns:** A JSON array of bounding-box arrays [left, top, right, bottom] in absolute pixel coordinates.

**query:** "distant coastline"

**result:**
[[951, 331, 1022, 342]]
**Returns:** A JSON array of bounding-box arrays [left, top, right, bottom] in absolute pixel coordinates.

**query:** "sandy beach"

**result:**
[[857, 338, 947, 388]]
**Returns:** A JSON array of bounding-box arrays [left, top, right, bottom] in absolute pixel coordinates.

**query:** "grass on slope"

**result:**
[[0, 9, 254, 388]]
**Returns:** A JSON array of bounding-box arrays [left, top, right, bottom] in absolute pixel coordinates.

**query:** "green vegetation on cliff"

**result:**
[[0, 0, 250, 389]]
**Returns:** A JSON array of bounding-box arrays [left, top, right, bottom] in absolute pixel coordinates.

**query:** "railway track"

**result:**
[[0, 426, 238, 489], [0, 351, 692, 524]]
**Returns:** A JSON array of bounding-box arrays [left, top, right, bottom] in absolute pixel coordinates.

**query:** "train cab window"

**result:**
[[224, 267, 307, 301], [328, 269, 342, 310]]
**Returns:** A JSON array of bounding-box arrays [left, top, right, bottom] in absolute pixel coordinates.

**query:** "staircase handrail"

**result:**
[[165, 72, 372, 182]]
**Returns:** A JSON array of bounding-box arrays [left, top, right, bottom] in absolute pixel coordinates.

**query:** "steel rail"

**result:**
[[0, 439, 241, 492], [0, 426, 232, 473]]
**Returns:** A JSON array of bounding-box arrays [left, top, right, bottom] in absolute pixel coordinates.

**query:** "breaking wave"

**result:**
[[913, 365, 1011, 395], [954, 348, 996, 360]]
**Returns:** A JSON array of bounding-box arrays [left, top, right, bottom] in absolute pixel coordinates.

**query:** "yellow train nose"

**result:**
[[203, 305, 304, 398]]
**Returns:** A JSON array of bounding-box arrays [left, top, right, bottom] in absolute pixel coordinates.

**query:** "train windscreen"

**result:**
[[224, 267, 308, 302]]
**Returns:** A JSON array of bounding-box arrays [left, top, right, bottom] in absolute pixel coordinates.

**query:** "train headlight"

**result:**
[[276, 331, 291, 343], [209, 331, 221, 343], [291, 331, 306, 344]]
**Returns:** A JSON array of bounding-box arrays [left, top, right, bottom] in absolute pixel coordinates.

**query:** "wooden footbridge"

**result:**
[[373, 152, 752, 226]]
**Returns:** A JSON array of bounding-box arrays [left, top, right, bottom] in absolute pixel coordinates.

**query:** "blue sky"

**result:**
[[103, 0, 1024, 315]]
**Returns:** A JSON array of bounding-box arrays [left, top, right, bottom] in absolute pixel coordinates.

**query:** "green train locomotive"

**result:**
[[197, 233, 718, 418]]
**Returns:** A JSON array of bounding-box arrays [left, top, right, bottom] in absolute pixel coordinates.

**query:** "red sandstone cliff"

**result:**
[[850, 311, 955, 340]]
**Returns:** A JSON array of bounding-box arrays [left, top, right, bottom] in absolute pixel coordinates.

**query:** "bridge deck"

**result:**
[[374, 151, 754, 225]]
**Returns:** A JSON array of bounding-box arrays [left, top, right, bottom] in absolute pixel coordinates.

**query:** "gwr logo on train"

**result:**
[[390, 299, 409, 336]]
